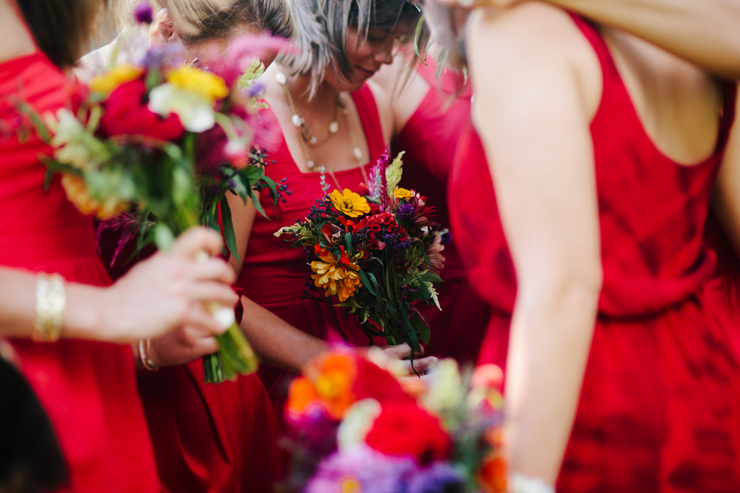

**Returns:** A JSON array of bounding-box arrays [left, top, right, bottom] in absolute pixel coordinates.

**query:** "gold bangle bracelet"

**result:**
[[32, 273, 66, 343], [138, 338, 159, 371]]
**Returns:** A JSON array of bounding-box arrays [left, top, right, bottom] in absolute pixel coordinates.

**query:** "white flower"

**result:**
[[148, 83, 216, 132], [337, 399, 382, 450], [423, 358, 464, 413]]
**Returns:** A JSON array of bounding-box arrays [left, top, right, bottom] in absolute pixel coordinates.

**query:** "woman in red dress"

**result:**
[[227, 0, 435, 398], [93, 1, 293, 491], [371, 0, 740, 365], [442, 3, 740, 491], [0, 1, 238, 491]]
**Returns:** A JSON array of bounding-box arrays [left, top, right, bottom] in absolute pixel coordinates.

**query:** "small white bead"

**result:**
[[309, 136, 318, 145], [306, 160, 315, 169], [328, 121, 339, 134], [291, 114, 303, 127], [353, 147, 362, 160], [276, 72, 287, 85]]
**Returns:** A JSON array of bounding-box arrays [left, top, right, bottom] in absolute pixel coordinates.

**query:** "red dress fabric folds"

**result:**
[[449, 16, 740, 492], [393, 58, 489, 364], [0, 52, 158, 492]]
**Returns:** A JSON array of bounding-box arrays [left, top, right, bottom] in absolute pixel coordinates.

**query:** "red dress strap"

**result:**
[[351, 84, 386, 159]]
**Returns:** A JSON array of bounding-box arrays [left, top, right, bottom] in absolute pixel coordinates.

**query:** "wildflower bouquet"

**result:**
[[276, 152, 445, 362], [23, 6, 293, 383], [284, 349, 506, 493]]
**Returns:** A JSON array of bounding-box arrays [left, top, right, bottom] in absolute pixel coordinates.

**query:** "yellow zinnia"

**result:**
[[166, 66, 229, 103], [329, 189, 371, 218], [311, 250, 363, 302], [393, 187, 414, 201], [90, 65, 143, 95]]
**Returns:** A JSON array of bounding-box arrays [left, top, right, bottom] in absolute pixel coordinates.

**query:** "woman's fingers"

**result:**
[[399, 355, 438, 375], [379, 343, 426, 360], [170, 226, 224, 258]]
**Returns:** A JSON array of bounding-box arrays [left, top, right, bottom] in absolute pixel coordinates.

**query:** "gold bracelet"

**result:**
[[138, 338, 160, 371], [32, 273, 66, 343]]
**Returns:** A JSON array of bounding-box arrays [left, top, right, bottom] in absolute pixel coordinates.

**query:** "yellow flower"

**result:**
[[393, 187, 413, 201], [166, 66, 229, 103], [329, 189, 371, 218], [311, 250, 363, 302], [61, 175, 128, 219], [90, 65, 143, 95]]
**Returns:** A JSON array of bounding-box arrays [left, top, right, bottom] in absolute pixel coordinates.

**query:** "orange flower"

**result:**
[[311, 249, 363, 302], [479, 453, 508, 493], [286, 376, 320, 415], [305, 353, 358, 419], [61, 175, 128, 219]]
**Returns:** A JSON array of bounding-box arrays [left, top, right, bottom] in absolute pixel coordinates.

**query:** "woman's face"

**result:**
[[323, 26, 402, 92]]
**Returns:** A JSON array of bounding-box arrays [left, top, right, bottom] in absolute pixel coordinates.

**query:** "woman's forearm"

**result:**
[[506, 278, 600, 484], [239, 296, 328, 373], [548, 0, 740, 79]]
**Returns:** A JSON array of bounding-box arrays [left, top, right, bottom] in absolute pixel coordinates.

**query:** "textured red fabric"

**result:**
[[0, 52, 158, 492], [393, 57, 490, 364], [237, 84, 388, 396], [449, 15, 740, 492], [135, 359, 284, 492]]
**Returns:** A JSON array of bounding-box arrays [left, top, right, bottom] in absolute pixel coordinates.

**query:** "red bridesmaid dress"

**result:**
[[95, 132, 284, 493], [0, 52, 159, 492], [238, 84, 387, 396], [393, 56, 490, 364], [449, 15, 740, 492]]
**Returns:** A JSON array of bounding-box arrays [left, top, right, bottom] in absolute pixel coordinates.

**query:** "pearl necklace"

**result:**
[[276, 68, 363, 170]]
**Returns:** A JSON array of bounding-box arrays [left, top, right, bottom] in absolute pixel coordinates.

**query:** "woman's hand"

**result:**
[[96, 227, 238, 343], [380, 343, 438, 375]]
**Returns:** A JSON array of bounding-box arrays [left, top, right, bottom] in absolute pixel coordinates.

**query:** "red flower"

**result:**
[[364, 401, 451, 464], [99, 78, 184, 141]]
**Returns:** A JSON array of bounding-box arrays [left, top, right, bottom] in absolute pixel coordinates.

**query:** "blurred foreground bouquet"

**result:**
[[276, 152, 446, 365], [21, 6, 295, 383], [284, 349, 506, 493]]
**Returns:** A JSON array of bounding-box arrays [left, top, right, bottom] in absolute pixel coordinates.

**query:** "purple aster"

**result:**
[[134, 2, 154, 24], [305, 444, 419, 493], [407, 462, 466, 493], [396, 202, 415, 224], [247, 81, 266, 98], [440, 229, 452, 246]]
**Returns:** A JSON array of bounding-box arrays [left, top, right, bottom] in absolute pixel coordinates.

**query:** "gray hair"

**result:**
[[280, 0, 422, 98]]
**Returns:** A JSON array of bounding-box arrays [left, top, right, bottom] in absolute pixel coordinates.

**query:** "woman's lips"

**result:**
[[356, 66, 376, 78]]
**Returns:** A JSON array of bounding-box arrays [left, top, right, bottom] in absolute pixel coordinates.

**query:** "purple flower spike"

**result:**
[[134, 2, 154, 24], [247, 81, 266, 98]]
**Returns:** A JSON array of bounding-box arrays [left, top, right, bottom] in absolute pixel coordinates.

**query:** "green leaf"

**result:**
[[220, 196, 240, 262], [344, 232, 352, 253], [358, 269, 377, 296], [419, 271, 444, 285], [154, 223, 175, 251], [249, 189, 267, 218], [172, 167, 192, 207]]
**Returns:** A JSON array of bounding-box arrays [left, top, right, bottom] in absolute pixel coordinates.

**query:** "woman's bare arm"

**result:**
[[467, 4, 603, 484], [0, 228, 237, 343], [547, 0, 740, 79]]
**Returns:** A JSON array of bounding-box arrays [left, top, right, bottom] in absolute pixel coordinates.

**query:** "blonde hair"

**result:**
[[156, 0, 294, 43]]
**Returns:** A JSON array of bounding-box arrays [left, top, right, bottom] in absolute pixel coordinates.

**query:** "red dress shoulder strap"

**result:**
[[351, 84, 386, 159]]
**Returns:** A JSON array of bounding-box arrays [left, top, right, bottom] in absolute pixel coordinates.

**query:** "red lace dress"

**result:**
[[237, 84, 387, 395], [0, 52, 158, 492], [449, 17, 740, 491], [393, 57, 489, 364]]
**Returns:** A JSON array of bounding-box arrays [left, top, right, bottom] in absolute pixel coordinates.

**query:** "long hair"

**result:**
[[281, 0, 422, 98], [15, 0, 107, 68]]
